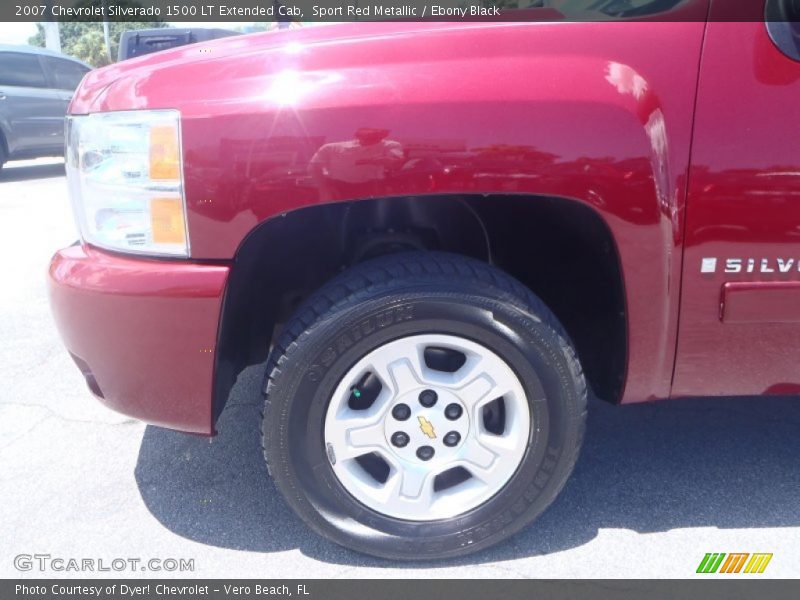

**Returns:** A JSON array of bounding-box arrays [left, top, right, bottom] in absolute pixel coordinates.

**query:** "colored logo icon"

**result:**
[[697, 553, 773, 574]]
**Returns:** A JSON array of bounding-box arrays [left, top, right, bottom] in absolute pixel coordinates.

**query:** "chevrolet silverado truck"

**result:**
[[48, 0, 800, 559]]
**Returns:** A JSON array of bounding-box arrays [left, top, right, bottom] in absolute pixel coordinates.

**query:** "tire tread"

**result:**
[[261, 252, 587, 557]]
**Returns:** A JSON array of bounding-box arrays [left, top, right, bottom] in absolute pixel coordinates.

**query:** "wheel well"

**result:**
[[213, 195, 626, 420]]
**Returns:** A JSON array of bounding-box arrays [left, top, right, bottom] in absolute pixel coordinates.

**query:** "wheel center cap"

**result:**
[[384, 388, 469, 465]]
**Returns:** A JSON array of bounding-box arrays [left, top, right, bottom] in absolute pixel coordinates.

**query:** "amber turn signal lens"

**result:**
[[67, 111, 189, 256], [149, 125, 180, 180], [150, 197, 186, 245]]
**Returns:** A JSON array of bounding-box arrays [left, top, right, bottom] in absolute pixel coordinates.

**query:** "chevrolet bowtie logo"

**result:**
[[418, 416, 436, 439]]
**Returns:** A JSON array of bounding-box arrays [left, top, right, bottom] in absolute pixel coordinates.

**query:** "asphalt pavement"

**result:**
[[1, 158, 798, 578]]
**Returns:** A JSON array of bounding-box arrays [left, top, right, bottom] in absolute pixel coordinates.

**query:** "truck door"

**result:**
[[674, 0, 800, 396]]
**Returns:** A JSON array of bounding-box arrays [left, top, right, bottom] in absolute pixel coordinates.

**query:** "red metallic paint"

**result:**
[[673, 1, 800, 397], [48, 244, 229, 434], [68, 15, 708, 407], [722, 282, 800, 324], [51, 2, 800, 434]]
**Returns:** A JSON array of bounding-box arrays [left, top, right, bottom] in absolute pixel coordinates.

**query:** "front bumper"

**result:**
[[48, 244, 230, 435]]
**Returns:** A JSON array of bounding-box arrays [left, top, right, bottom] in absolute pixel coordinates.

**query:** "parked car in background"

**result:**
[[0, 45, 90, 171]]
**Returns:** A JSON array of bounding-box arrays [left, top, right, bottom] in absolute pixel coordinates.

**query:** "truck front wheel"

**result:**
[[262, 251, 587, 559]]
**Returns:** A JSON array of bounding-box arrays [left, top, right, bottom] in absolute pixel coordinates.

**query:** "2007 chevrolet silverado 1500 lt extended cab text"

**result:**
[[47, 0, 800, 559]]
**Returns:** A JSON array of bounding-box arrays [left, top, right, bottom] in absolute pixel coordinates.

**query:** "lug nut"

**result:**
[[444, 403, 463, 420], [416, 445, 435, 461], [419, 389, 438, 408], [391, 432, 410, 448], [392, 403, 411, 421], [443, 431, 461, 447]]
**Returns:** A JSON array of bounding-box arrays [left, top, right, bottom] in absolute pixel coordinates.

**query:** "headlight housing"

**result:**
[[66, 110, 190, 257]]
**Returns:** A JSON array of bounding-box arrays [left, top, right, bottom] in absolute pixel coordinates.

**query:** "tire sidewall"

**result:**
[[265, 290, 582, 558]]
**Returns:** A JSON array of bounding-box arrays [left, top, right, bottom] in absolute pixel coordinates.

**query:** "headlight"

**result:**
[[66, 110, 189, 257]]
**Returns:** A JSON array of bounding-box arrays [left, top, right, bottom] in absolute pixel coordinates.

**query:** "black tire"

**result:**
[[262, 251, 587, 560]]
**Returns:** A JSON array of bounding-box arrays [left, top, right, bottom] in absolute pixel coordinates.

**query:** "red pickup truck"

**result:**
[[48, 1, 800, 559]]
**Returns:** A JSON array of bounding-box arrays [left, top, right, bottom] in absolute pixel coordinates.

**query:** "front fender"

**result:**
[[88, 20, 706, 403]]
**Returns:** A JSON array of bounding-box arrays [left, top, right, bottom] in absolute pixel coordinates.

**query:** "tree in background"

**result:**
[[29, 21, 168, 67]]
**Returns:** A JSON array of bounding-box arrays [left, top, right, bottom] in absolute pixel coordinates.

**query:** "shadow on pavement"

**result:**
[[0, 162, 65, 183], [135, 362, 800, 566]]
